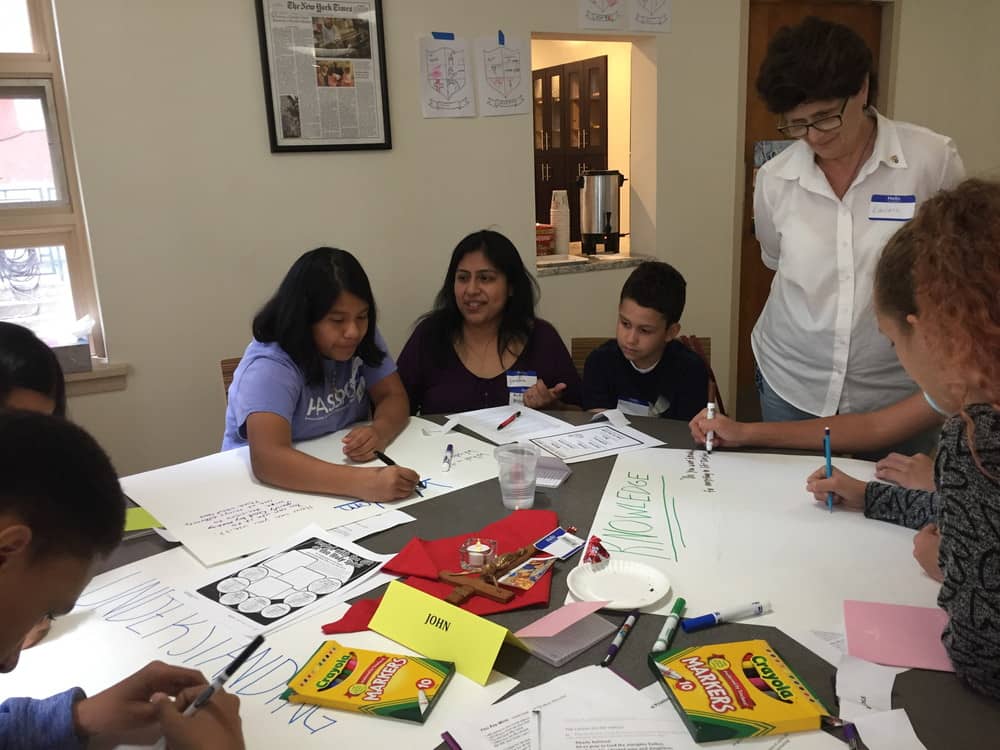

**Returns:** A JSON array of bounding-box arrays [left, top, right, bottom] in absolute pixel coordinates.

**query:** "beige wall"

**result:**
[[531, 38, 632, 234], [53, 0, 1000, 476]]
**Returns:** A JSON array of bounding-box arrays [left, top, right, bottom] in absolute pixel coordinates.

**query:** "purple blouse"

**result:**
[[396, 318, 582, 415]]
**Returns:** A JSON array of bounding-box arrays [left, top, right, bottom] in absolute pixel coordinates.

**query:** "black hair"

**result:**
[[755, 16, 877, 114], [0, 410, 124, 560], [620, 261, 687, 327], [0, 322, 66, 416], [252, 247, 385, 386], [419, 230, 539, 364]]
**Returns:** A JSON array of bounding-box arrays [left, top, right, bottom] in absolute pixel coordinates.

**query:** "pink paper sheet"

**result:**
[[844, 599, 954, 672], [515, 600, 609, 638]]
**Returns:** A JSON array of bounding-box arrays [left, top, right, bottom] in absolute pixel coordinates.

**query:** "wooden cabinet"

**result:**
[[533, 55, 608, 242]]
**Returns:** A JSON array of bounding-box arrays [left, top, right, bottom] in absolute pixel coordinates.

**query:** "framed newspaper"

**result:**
[[255, 0, 391, 152]]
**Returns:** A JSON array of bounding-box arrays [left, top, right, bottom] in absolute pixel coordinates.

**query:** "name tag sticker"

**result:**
[[507, 371, 538, 388], [617, 397, 653, 417], [869, 194, 916, 221]]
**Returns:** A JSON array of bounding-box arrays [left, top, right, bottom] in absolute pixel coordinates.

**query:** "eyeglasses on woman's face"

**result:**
[[777, 98, 849, 139]]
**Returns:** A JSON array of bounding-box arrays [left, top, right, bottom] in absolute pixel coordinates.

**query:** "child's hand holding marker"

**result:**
[[805, 466, 866, 510]]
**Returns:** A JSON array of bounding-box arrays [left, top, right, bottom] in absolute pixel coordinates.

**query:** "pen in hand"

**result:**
[[151, 635, 265, 749], [705, 383, 717, 453], [374, 450, 423, 497], [824, 427, 833, 513]]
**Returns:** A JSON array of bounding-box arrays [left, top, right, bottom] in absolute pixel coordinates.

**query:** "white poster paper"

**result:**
[[10, 548, 518, 750], [122, 418, 497, 566], [629, 0, 672, 32], [579, 0, 628, 30], [296, 417, 500, 499], [419, 34, 476, 118], [190, 526, 390, 636], [524, 422, 664, 463], [835, 654, 905, 722], [450, 405, 569, 444], [853, 709, 928, 750], [572, 449, 941, 625], [474, 33, 531, 117]]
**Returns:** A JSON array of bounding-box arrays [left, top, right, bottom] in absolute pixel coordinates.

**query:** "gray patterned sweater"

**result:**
[[865, 404, 1000, 700]]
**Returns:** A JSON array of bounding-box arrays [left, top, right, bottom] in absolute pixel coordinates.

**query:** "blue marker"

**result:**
[[824, 426, 833, 513], [681, 600, 771, 633]]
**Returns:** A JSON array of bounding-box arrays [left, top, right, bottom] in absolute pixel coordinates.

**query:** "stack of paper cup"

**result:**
[[550, 190, 570, 256]]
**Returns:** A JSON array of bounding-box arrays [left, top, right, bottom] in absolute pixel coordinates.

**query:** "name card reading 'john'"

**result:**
[[368, 581, 524, 685]]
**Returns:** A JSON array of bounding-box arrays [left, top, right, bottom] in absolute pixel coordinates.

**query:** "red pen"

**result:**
[[496, 410, 522, 430]]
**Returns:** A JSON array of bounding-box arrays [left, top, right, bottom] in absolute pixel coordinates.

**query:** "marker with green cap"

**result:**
[[652, 597, 686, 652]]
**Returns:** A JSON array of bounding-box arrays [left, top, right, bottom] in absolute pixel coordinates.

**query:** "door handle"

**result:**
[[582, 129, 588, 148]]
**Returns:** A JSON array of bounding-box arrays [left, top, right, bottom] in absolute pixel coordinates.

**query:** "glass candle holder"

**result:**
[[459, 538, 498, 571]]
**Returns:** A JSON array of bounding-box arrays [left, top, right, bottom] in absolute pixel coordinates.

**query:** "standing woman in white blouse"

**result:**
[[751, 17, 964, 448]]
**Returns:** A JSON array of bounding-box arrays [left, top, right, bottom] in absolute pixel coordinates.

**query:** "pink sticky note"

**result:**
[[844, 600, 954, 672], [515, 600, 609, 638]]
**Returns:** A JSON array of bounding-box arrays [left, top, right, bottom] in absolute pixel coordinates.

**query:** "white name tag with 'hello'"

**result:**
[[869, 194, 916, 221]]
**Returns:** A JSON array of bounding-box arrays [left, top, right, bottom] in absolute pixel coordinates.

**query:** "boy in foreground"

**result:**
[[583, 261, 709, 420], [0, 410, 244, 749]]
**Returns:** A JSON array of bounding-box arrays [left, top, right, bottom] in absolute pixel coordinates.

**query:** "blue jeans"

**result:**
[[755, 366, 818, 422], [755, 366, 939, 458]]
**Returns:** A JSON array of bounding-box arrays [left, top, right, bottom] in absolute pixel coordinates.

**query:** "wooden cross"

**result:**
[[438, 545, 537, 605]]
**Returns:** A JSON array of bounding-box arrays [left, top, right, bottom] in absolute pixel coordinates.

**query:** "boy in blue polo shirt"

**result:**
[[583, 261, 709, 420]]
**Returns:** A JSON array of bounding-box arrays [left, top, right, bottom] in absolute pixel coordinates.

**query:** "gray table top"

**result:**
[[114, 414, 998, 749]]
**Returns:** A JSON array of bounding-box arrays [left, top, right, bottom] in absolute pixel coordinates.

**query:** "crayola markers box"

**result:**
[[283, 641, 455, 724], [649, 639, 830, 742]]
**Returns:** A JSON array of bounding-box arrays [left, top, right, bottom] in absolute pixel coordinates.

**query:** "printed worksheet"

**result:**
[[192, 525, 391, 635], [525, 423, 664, 463], [449, 405, 569, 444]]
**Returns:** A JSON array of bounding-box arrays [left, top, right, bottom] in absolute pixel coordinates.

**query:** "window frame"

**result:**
[[0, 0, 105, 356]]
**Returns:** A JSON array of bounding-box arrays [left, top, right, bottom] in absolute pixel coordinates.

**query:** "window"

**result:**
[[0, 0, 104, 355]]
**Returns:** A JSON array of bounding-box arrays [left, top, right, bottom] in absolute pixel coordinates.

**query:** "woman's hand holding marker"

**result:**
[[805, 466, 866, 510], [689, 410, 746, 449], [366, 466, 421, 503]]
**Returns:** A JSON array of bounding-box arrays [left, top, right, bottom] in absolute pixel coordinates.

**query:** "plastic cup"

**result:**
[[494, 444, 539, 510]]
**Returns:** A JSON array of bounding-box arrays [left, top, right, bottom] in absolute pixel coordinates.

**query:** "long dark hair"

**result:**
[[253, 247, 384, 385], [420, 230, 539, 364], [0, 322, 67, 416]]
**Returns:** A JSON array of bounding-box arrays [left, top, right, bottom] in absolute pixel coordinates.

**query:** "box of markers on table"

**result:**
[[283, 641, 455, 723], [649, 639, 829, 742]]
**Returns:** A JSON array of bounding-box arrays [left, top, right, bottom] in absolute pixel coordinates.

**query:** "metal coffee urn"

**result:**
[[577, 169, 626, 254]]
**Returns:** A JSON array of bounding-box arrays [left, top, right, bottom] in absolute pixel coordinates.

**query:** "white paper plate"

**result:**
[[566, 559, 671, 610]]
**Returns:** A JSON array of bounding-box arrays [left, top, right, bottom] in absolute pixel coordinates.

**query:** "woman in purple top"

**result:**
[[223, 247, 419, 503], [397, 230, 582, 415]]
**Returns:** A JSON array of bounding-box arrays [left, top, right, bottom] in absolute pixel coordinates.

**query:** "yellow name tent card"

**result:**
[[368, 581, 525, 685]]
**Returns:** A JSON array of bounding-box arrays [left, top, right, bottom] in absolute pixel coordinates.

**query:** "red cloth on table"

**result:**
[[322, 509, 558, 634]]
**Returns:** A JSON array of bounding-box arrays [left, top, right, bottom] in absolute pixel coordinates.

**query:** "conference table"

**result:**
[[114, 413, 998, 750]]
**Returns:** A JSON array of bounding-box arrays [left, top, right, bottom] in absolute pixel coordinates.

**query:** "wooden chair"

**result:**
[[570, 334, 725, 415], [220, 357, 241, 401]]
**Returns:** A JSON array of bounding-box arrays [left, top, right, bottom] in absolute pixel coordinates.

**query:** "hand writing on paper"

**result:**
[[522, 380, 567, 409], [875, 452, 935, 491], [363, 466, 420, 503], [154, 685, 245, 750], [342, 425, 384, 462], [805, 466, 866, 510], [73, 661, 206, 743], [913, 524, 944, 582], [689, 409, 745, 448]]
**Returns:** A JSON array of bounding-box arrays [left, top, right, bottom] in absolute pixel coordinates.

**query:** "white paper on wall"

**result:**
[[419, 34, 476, 118], [474, 32, 531, 117], [579, 0, 628, 31]]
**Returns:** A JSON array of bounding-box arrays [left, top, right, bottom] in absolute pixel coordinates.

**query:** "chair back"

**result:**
[[220, 357, 241, 401]]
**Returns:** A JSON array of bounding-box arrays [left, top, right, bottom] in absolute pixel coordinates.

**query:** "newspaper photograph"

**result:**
[[256, 0, 391, 150]]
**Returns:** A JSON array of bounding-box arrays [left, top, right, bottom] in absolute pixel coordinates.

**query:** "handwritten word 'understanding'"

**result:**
[[75, 570, 338, 736]]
